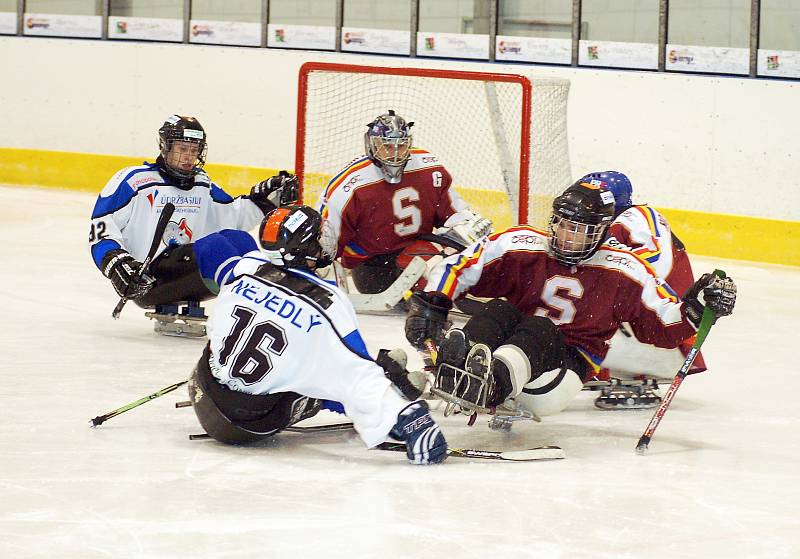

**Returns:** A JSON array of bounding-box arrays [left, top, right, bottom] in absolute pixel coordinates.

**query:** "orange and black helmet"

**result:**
[[258, 205, 332, 269]]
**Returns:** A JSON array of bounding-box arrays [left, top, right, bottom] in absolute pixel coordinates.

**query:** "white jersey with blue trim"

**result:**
[[206, 254, 405, 447], [89, 162, 263, 270]]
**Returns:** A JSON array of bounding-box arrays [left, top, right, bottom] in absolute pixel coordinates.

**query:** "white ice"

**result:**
[[1, 186, 798, 559]]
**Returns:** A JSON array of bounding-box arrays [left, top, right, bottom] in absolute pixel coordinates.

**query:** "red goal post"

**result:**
[[295, 61, 571, 230]]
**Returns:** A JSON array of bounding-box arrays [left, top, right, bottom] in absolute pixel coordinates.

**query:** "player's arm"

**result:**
[[89, 176, 151, 298], [320, 187, 367, 269], [244, 170, 299, 215], [433, 169, 492, 245], [405, 234, 508, 348], [624, 267, 736, 348], [609, 206, 662, 262]]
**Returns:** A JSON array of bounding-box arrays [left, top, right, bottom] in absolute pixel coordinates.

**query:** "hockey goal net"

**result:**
[[296, 61, 571, 230]]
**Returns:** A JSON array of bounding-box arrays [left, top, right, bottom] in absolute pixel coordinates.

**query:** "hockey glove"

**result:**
[[248, 171, 299, 214], [439, 210, 493, 247], [390, 401, 448, 465], [377, 348, 424, 400], [404, 291, 453, 350], [101, 249, 155, 300], [684, 273, 737, 327]]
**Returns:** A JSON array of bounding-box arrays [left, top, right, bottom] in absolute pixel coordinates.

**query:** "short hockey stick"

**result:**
[[376, 442, 564, 462], [89, 379, 187, 427], [112, 202, 175, 319], [635, 269, 725, 455]]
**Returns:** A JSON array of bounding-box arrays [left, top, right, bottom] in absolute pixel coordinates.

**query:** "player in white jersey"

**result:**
[[317, 110, 491, 299], [188, 205, 448, 465], [89, 115, 298, 311]]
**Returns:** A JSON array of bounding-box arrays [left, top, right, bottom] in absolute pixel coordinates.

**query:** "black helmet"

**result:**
[[548, 180, 615, 265], [258, 205, 333, 269], [157, 115, 208, 182]]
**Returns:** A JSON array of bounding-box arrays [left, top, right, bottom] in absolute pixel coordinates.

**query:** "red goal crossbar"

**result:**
[[295, 61, 532, 224]]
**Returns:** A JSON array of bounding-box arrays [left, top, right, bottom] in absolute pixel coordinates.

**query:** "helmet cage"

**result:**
[[548, 214, 609, 266], [365, 111, 413, 184], [158, 116, 208, 179]]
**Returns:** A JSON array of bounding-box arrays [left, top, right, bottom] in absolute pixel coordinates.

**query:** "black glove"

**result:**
[[684, 273, 737, 327], [376, 349, 423, 400], [404, 291, 453, 349], [248, 170, 299, 214], [101, 249, 154, 299]]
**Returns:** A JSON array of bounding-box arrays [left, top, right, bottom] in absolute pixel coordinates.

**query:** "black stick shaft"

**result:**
[[112, 202, 175, 319]]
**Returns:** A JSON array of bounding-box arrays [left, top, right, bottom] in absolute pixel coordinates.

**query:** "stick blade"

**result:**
[[635, 434, 650, 455], [493, 446, 565, 461]]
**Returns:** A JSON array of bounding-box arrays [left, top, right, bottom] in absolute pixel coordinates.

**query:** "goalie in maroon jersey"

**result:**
[[403, 180, 737, 419], [317, 110, 492, 298]]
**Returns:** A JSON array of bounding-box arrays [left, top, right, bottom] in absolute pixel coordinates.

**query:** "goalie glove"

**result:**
[[438, 210, 493, 247], [248, 170, 299, 214], [404, 291, 453, 350], [683, 273, 737, 327], [101, 249, 155, 300]]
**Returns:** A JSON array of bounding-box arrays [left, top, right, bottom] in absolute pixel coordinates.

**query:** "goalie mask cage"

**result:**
[[296, 61, 572, 230]]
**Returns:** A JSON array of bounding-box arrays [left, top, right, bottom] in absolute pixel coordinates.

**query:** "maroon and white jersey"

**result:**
[[607, 205, 695, 296], [426, 226, 698, 372], [318, 149, 470, 269]]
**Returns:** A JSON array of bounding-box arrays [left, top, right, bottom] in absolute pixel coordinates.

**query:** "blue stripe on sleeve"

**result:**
[[91, 180, 137, 219], [210, 184, 234, 203], [342, 330, 371, 360], [647, 207, 661, 237], [91, 238, 121, 269]]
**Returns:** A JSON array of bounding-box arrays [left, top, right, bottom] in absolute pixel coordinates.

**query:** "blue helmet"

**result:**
[[579, 171, 633, 213]]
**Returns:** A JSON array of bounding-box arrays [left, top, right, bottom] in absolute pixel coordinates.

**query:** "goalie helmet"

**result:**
[[549, 180, 615, 266], [365, 110, 414, 184], [158, 115, 208, 182], [258, 205, 333, 269], [579, 171, 633, 214]]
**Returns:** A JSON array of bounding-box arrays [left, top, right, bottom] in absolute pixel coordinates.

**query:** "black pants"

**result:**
[[135, 244, 215, 308]]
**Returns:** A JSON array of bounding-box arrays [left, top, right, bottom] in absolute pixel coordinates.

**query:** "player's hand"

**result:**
[[249, 171, 299, 213], [684, 273, 737, 326], [404, 291, 453, 349], [101, 249, 155, 299], [376, 348, 424, 400], [441, 210, 493, 246]]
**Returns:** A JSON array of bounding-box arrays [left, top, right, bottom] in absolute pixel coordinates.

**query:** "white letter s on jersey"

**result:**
[[533, 276, 584, 325]]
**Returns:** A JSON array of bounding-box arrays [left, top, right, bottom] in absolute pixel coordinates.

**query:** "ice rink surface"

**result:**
[[1, 186, 798, 559]]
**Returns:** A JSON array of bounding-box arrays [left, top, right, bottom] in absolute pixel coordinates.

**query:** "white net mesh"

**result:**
[[298, 64, 572, 230]]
